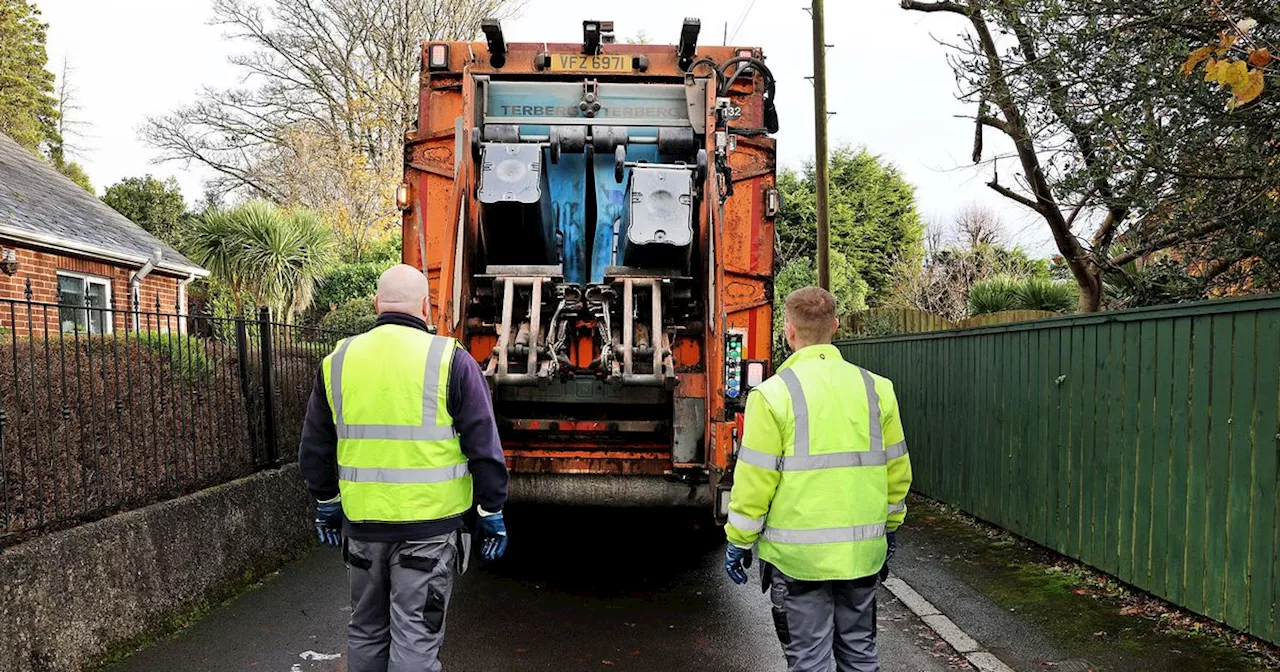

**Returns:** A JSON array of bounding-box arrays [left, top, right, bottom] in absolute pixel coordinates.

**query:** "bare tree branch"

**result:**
[[977, 114, 1010, 134], [143, 0, 524, 256], [901, 0, 969, 14], [1109, 221, 1229, 268], [986, 179, 1042, 212], [1064, 190, 1095, 230]]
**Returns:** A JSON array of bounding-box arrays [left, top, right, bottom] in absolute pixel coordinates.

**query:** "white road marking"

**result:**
[[883, 573, 1016, 672]]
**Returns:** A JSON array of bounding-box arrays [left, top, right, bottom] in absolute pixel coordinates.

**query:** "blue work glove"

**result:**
[[725, 544, 753, 585], [475, 510, 508, 561], [886, 531, 898, 562], [315, 500, 343, 547]]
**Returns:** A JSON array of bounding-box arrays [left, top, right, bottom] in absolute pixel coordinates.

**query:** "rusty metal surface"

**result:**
[[506, 455, 671, 477], [507, 419, 665, 433], [431, 42, 750, 79], [507, 474, 710, 507], [495, 378, 670, 405]]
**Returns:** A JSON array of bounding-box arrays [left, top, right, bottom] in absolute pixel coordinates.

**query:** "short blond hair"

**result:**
[[785, 287, 837, 343]]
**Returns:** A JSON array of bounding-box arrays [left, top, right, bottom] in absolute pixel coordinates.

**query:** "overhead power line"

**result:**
[[729, 0, 759, 44]]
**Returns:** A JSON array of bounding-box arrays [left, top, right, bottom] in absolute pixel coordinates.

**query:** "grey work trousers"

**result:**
[[345, 532, 459, 672], [765, 563, 879, 672]]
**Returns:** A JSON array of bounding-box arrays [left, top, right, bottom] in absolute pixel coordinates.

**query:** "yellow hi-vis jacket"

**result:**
[[725, 344, 912, 581], [322, 324, 472, 523]]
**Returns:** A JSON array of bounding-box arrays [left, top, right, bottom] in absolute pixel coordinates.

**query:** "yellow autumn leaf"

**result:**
[[1182, 45, 1215, 76], [1229, 68, 1266, 109], [1224, 60, 1250, 87], [1203, 58, 1223, 82], [1210, 59, 1250, 88]]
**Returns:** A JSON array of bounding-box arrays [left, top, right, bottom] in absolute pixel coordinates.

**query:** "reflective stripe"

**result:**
[[888, 501, 906, 515], [331, 332, 457, 442], [762, 522, 886, 544], [737, 446, 781, 471], [741, 448, 888, 472], [728, 510, 766, 534], [886, 440, 908, 460], [781, 451, 886, 470], [339, 463, 470, 484], [330, 337, 355, 425], [859, 368, 883, 452], [339, 424, 458, 441], [779, 368, 809, 456], [420, 336, 449, 427], [778, 366, 881, 458]]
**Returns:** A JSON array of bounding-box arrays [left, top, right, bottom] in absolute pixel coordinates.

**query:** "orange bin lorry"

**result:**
[[400, 18, 779, 516]]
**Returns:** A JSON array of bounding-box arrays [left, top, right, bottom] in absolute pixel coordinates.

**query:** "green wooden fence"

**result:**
[[838, 294, 1280, 644]]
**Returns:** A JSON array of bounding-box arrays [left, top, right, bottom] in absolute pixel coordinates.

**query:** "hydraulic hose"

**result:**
[[716, 57, 773, 97], [687, 57, 720, 77], [716, 56, 779, 134]]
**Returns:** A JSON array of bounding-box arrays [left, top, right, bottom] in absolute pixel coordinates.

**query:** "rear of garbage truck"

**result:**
[[400, 18, 778, 516]]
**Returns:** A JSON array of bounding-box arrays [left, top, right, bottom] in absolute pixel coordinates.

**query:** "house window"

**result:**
[[57, 273, 112, 334]]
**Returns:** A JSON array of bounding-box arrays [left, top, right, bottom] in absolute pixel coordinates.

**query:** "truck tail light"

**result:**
[[427, 43, 450, 71], [765, 187, 780, 218], [745, 361, 766, 388], [396, 182, 412, 210], [735, 48, 755, 59]]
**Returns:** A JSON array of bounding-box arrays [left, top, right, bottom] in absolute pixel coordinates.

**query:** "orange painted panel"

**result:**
[[469, 334, 497, 363], [709, 421, 736, 473], [673, 336, 702, 368], [676, 373, 706, 399]]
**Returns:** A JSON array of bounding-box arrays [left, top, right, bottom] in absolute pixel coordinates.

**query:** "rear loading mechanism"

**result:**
[[480, 272, 678, 387], [471, 76, 715, 395]]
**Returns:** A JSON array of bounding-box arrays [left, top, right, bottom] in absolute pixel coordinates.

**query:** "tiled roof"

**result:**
[[0, 132, 205, 276]]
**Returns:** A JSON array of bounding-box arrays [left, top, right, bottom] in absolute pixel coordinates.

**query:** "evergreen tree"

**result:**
[[0, 0, 58, 150]]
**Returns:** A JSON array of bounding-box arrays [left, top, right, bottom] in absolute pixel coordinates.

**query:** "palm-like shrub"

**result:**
[[185, 201, 335, 321], [1015, 277, 1079, 313], [968, 276, 1022, 315]]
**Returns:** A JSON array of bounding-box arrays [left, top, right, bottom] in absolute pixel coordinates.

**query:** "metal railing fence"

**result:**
[[0, 281, 351, 547]]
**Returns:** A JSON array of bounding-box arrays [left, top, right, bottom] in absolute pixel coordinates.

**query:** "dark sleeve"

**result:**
[[298, 367, 340, 501], [448, 347, 509, 512]]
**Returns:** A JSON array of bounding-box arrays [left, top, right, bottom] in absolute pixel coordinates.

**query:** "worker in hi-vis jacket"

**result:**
[[724, 286, 913, 672], [300, 264, 510, 672]]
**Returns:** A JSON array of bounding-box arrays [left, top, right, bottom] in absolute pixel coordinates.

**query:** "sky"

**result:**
[[37, 0, 1055, 253]]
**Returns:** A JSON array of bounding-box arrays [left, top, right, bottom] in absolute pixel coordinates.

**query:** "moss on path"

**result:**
[[905, 496, 1278, 671]]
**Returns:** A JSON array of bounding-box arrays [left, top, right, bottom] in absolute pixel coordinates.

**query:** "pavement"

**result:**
[[889, 497, 1272, 672], [111, 506, 975, 672]]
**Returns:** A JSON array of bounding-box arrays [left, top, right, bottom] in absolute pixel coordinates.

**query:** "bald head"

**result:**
[[375, 264, 430, 320]]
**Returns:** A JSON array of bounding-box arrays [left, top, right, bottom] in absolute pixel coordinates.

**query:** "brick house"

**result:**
[[0, 133, 207, 335]]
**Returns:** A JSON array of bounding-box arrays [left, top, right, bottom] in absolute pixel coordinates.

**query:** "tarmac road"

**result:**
[[113, 506, 969, 671]]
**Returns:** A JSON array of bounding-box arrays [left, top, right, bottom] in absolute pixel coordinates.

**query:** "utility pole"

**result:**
[[809, 0, 831, 290]]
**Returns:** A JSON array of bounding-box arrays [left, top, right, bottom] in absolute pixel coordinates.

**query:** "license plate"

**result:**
[[550, 54, 631, 72]]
